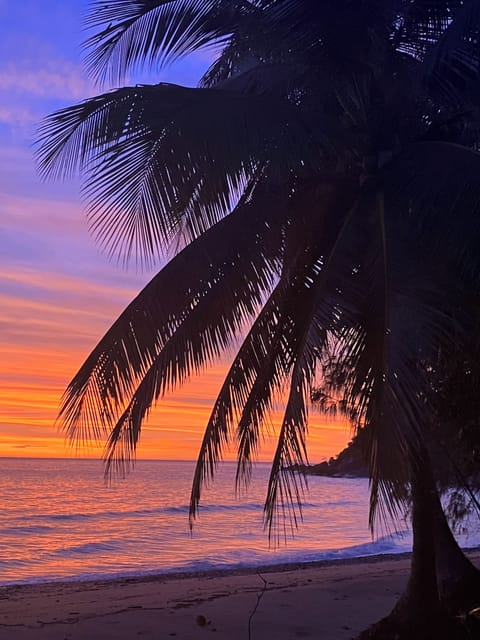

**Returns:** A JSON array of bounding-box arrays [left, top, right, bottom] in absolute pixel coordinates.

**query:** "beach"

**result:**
[[3, 552, 478, 640]]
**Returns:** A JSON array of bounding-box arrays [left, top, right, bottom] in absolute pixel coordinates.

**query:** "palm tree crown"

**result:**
[[37, 0, 480, 538]]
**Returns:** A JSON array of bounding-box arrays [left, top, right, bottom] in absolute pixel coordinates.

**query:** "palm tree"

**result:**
[[37, 2, 480, 637]]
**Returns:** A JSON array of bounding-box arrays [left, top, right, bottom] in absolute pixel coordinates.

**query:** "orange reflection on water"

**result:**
[[0, 458, 375, 584]]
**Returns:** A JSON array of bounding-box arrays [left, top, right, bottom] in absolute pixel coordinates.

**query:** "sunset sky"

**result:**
[[0, 0, 350, 461]]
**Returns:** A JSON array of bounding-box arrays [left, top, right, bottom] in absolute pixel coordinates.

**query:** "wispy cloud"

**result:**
[[0, 59, 92, 137], [0, 61, 92, 101], [0, 106, 37, 128]]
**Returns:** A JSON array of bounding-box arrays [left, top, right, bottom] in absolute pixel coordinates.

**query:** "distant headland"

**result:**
[[291, 435, 368, 478]]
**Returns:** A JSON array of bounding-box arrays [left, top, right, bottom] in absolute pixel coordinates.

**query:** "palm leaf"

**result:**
[[384, 142, 480, 278], [189, 215, 329, 522], [421, 0, 480, 107], [84, 0, 245, 85], [37, 82, 319, 264], [188, 283, 286, 523], [259, 191, 371, 536], [264, 306, 324, 541], [58, 184, 285, 446], [395, 1, 463, 59], [329, 171, 478, 529]]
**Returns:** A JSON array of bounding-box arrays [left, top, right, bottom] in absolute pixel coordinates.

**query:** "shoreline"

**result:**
[[1, 551, 478, 639], [2, 545, 479, 591], [0, 549, 416, 591]]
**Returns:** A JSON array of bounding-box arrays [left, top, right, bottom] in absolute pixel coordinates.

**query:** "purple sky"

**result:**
[[1, 1, 210, 289]]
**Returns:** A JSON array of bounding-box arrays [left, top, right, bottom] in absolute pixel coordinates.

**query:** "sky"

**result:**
[[0, 0, 351, 461]]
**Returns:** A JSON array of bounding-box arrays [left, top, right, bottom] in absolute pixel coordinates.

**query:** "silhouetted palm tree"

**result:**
[[37, 2, 480, 637]]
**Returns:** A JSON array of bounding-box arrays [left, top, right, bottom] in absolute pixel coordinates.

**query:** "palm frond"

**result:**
[[84, 0, 244, 85], [258, 190, 374, 536], [202, 59, 310, 100], [189, 221, 328, 523], [233, 256, 325, 497], [421, 0, 480, 107], [37, 82, 318, 264], [329, 177, 476, 530], [234, 307, 290, 492], [395, 1, 463, 60], [264, 312, 324, 541], [188, 182, 362, 529], [58, 186, 284, 446], [188, 284, 285, 523], [385, 142, 480, 278], [357, 192, 421, 527], [102, 248, 270, 476]]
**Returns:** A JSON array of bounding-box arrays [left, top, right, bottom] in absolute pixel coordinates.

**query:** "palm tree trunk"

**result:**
[[390, 456, 440, 619], [431, 478, 480, 613], [356, 451, 465, 639], [410, 446, 480, 612]]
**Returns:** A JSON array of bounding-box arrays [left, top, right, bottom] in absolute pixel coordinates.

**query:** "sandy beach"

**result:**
[[2, 551, 478, 640]]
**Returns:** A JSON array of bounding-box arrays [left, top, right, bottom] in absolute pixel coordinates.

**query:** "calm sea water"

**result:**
[[0, 458, 478, 586]]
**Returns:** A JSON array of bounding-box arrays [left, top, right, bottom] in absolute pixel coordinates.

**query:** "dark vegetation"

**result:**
[[37, 2, 480, 637], [290, 433, 368, 478]]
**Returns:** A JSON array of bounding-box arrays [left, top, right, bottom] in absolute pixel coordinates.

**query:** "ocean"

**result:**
[[0, 458, 478, 586]]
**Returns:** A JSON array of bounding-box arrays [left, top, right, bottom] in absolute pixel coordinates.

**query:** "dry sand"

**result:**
[[0, 552, 478, 640]]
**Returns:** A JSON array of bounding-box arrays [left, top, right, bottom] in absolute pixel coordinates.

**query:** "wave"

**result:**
[[0, 532, 412, 585], [296, 531, 413, 562], [0, 558, 33, 568], [0, 525, 53, 535], [54, 540, 123, 556], [3, 529, 479, 587], [19, 501, 328, 523]]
